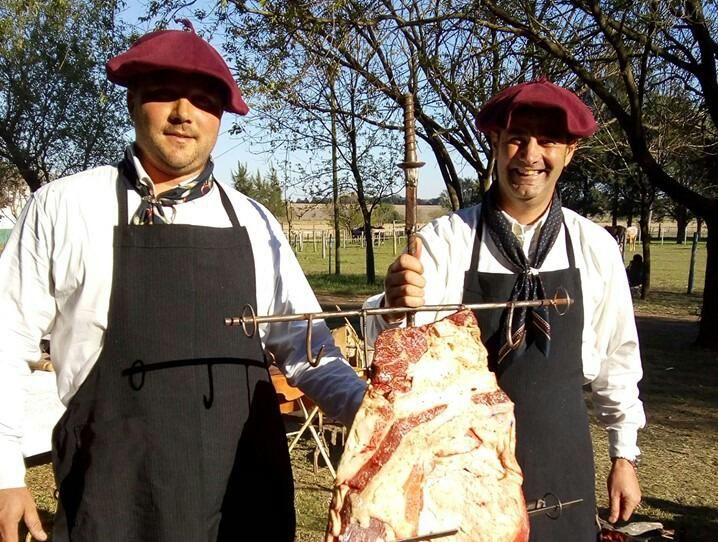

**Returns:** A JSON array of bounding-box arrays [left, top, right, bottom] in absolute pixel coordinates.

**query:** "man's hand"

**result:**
[[383, 238, 425, 323], [607, 458, 641, 523], [0, 487, 47, 542]]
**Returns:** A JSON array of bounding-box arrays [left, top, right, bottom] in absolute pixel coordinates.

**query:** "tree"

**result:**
[[0, 0, 131, 192], [232, 162, 285, 220], [0, 162, 28, 224]]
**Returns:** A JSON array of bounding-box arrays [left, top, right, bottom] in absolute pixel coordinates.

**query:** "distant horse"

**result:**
[[625, 225, 638, 252], [604, 225, 626, 254]]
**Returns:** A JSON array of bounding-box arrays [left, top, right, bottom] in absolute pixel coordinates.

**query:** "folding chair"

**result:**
[[270, 366, 336, 478]]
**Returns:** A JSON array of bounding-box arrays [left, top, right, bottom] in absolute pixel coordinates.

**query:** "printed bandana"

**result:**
[[119, 146, 214, 225], [483, 185, 564, 363]]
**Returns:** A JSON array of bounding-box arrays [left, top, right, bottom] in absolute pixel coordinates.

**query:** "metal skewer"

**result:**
[[392, 528, 459, 542], [225, 291, 572, 367], [397, 93, 425, 328], [225, 295, 572, 329], [526, 494, 584, 519]]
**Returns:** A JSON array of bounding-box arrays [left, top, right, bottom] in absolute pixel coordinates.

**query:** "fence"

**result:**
[[285, 224, 411, 256]]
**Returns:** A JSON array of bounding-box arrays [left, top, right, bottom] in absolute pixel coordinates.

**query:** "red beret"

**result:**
[[106, 24, 249, 115], [476, 79, 597, 138]]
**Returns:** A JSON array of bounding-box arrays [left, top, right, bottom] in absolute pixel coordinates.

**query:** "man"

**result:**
[[0, 23, 365, 542], [366, 79, 644, 541]]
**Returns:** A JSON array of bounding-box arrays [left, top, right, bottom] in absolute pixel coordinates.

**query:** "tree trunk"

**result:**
[[698, 216, 718, 347], [362, 219, 376, 285], [330, 93, 341, 275], [675, 206, 689, 244], [611, 182, 619, 228], [422, 123, 463, 210], [639, 206, 651, 299]]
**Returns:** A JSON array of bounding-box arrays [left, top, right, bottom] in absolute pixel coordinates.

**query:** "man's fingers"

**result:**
[[388, 253, 424, 276], [382, 238, 426, 323], [385, 268, 426, 290], [23, 507, 47, 542], [607, 496, 620, 524], [408, 236, 423, 260], [619, 494, 640, 522], [0, 488, 46, 542], [385, 284, 425, 307]]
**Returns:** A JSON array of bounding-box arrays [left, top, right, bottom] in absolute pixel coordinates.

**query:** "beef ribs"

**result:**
[[326, 310, 529, 542]]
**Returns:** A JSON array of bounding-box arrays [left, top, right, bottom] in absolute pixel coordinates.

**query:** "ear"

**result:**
[[563, 140, 578, 166], [488, 131, 500, 149], [127, 90, 136, 122]]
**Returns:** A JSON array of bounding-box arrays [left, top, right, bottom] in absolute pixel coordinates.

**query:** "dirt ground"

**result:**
[[23, 306, 718, 541], [591, 313, 718, 541]]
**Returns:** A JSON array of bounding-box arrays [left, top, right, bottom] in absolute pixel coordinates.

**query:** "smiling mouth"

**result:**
[[511, 168, 545, 177]]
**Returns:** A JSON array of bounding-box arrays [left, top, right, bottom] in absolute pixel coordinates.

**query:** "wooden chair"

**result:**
[[270, 366, 336, 478]]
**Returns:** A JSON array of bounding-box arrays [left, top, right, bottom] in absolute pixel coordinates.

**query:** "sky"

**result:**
[[119, 3, 451, 199]]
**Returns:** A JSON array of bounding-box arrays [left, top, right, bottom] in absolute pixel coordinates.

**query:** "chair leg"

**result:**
[[307, 423, 336, 478], [286, 400, 336, 478], [288, 401, 319, 452]]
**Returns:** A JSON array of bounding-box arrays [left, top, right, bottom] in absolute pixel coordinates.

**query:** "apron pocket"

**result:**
[[61, 416, 155, 541]]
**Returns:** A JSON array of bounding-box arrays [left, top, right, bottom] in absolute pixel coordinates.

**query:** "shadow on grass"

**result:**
[[643, 496, 718, 541], [636, 316, 718, 419], [596, 498, 718, 541]]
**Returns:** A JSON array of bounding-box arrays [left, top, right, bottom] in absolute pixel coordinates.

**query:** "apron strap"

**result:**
[[215, 182, 241, 228]]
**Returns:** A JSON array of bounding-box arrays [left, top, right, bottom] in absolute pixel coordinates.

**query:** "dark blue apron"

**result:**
[[51, 177, 295, 541], [462, 211, 597, 541]]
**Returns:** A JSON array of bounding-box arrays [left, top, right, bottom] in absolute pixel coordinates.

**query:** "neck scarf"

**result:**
[[482, 185, 564, 363], [119, 146, 215, 225]]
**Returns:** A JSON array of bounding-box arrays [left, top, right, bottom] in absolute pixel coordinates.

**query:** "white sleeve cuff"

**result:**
[[607, 427, 641, 460], [0, 441, 27, 489]]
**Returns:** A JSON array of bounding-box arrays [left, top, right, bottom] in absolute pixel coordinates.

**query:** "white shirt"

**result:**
[[366, 204, 645, 460], [0, 158, 366, 489]]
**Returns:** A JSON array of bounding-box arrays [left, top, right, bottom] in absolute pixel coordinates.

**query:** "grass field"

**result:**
[[296, 237, 709, 304], [22, 237, 717, 541]]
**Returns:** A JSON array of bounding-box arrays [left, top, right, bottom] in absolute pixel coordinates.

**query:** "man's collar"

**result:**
[[128, 144, 154, 187], [499, 206, 550, 234]]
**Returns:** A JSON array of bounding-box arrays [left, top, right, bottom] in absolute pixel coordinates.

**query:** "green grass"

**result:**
[[623, 241, 706, 318], [294, 238, 710, 308], [625, 240, 707, 293]]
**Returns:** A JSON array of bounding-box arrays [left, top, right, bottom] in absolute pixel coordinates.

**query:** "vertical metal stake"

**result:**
[[397, 93, 425, 327]]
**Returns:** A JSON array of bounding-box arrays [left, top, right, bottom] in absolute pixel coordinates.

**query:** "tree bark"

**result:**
[[676, 209, 688, 244], [639, 202, 652, 299], [698, 216, 718, 348], [362, 218, 376, 285], [330, 91, 341, 275]]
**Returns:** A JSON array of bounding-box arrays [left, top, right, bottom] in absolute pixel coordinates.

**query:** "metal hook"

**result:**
[[505, 302, 517, 349], [305, 313, 325, 367], [128, 359, 146, 391], [203, 364, 214, 408]]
